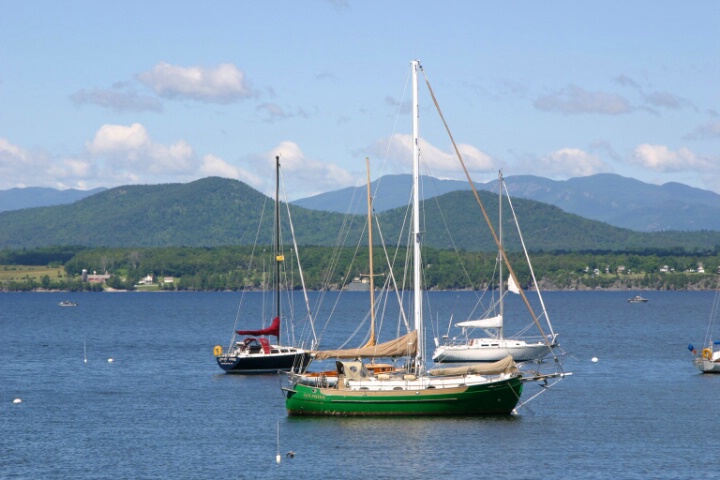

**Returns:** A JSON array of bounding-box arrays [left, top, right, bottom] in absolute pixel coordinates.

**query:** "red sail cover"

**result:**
[[236, 317, 280, 338]]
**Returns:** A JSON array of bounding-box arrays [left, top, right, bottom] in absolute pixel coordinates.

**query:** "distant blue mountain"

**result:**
[[292, 173, 720, 232], [0, 187, 106, 212]]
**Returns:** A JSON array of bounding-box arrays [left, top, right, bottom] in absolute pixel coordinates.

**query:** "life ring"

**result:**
[[702, 348, 712, 360], [213, 345, 223, 356]]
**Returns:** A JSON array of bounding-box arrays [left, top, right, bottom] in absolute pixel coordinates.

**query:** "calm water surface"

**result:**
[[1, 290, 718, 479]]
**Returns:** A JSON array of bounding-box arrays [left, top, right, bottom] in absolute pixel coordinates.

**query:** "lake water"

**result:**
[[1, 290, 718, 479]]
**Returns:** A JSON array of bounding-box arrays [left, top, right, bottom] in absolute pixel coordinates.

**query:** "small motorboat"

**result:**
[[59, 300, 78, 307], [627, 295, 648, 303]]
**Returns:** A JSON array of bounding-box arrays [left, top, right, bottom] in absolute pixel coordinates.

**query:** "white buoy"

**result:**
[[13, 398, 22, 404], [108, 358, 114, 363], [591, 357, 598, 363]]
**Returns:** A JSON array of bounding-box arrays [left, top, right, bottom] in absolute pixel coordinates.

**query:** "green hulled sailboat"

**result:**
[[283, 61, 525, 416]]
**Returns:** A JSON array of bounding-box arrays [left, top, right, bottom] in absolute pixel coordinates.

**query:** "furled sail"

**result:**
[[428, 355, 517, 376], [236, 317, 280, 338], [456, 315, 503, 329], [313, 330, 418, 360]]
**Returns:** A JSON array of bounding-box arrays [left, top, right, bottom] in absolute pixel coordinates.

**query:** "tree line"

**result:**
[[1, 245, 719, 292]]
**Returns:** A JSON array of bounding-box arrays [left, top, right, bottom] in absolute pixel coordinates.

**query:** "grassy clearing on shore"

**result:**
[[0, 265, 68, 282]]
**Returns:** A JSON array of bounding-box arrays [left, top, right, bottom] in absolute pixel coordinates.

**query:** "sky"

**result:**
[[1, 1, 719, 200]]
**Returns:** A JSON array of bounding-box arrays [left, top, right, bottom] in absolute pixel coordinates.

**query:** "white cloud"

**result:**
[[70, 84, 163, 112], [534, 84, 632, 115], [379, 133, 495, 177], [0, 139, 36, 187], [87, 123, 150, 156], [0, 138, 97, 189], [516, 148, 607, 178], [86, 123, 195, 175], [48, 157, 95, 179], [200, 154, 263, 190], [631, 144, 714, 172], [137, 62, 254, 103], [547, 148, 607, 176], [248, 141, 358, 198], [0, 138, 31, 166]]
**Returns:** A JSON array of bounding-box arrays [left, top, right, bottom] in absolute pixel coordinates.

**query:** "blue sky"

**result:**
[[1, 1, 719, 199]]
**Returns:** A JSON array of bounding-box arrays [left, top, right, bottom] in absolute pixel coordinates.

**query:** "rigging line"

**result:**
[[503, 179, 556, 339], [425, 180, 483, 294], [416, 140, 485, 305], [320, 185, 357, 291], [373, 69, 413, 205], [229, 191, 271, 349], [372, 208, 411, 332], [316, 216, 375, 346], [280, 173, 318, 347], [441, 294, 462, 341], [313, 194, 363, 339], [419, 65, 549, 344], [459, 255, 500, 330], [312, 216, 374, 345], [515, 375, 567, 412], [374, 171, 414, 334], [706, 276, 720, 346]]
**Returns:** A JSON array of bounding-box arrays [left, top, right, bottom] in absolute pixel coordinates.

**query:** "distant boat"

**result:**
[[689, 280, 720, 373], [627, 295, 648, 303], [59, 300, 78, 307], [214, 156, 314, 374]]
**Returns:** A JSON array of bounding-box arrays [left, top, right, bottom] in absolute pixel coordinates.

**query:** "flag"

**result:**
[[508, 275, 520, 294]]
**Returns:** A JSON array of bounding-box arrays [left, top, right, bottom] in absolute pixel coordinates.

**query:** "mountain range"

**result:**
[[4, 173, 718, 233], [1, 176, 720, 252], [0, 186, 106, 212], [293, 173, 720, 233]]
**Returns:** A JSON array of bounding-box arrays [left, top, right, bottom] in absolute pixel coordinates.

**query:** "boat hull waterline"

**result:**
[[693, 358, 720, 373], [433, 341, 556, 363], [217, 351, 312, 374], [284, 376, 523, 416], [693, 350, 720, 373]]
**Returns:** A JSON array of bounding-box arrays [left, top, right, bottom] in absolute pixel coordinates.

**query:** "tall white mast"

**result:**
[[411, 60, 423, 371], [498, 170, 504, 340]]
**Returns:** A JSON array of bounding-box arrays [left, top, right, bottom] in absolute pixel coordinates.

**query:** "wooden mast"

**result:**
[[364, 157, 376, 347]]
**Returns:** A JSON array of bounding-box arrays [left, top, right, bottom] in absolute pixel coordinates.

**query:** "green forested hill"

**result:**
[[1, 177, 719, 252], [0, 177, 359, 249]]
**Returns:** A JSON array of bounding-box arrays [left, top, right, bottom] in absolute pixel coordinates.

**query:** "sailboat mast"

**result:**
[[365, 157, 376, 347], [498, 170, 504, 340], [411, 60, 423, 371], [275, 155, 281, 345]]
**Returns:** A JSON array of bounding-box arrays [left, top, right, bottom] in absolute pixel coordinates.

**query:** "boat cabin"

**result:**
[[336, 361, 372, 380], [235, 337, 272, 354]]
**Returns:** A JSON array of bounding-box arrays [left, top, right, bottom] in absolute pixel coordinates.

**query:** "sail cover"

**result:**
[[428, 355, 517, 376], [313, 330, 418, 360], [236, 317, 280, 337], [456, 315, 503, 329]]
